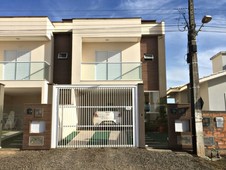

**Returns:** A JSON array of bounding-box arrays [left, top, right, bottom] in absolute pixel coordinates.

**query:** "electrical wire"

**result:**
[[0, 8, 225, 33]]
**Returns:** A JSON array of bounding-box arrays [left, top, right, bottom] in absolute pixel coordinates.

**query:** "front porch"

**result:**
[[2, 81, 49, 130]]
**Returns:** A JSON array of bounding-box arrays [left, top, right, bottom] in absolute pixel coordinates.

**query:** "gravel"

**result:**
[[0, 148, 225, 170]]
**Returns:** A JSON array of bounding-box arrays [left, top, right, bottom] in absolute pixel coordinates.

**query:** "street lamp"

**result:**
[[202, 15, 212, 24], [187, 0, 212, 157], [196, 15, 212, 35]]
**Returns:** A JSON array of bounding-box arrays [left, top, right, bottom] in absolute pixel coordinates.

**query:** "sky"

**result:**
[[0, 0, 226, 89]]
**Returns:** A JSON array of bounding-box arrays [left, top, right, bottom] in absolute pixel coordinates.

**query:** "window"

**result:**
[[4, 50, 31, 80], [95, 51, 121, 80]]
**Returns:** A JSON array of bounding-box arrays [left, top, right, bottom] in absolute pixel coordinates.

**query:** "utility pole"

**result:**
[[187, 0, 205, 157]]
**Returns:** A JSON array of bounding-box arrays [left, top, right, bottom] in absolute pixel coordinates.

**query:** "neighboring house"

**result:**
[[0, 17, 166, 148], [0, 17, 54, 130], [167, 52, 226, 153], [167, 51, 226, 111]]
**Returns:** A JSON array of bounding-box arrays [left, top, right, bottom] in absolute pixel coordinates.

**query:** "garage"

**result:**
[[51, 85, 139, 148]]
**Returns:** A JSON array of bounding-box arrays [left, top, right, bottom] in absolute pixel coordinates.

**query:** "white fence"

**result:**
[[51, 85, 138, 148]]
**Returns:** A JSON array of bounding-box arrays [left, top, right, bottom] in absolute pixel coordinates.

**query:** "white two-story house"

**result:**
[[0, 17, 166, 148]]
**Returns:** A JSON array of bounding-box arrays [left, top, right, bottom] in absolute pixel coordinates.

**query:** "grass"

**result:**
[[87, 131, 110, 145], [58, 130, 133, 146]]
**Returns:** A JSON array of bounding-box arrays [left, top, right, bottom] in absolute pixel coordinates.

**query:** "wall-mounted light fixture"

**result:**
[[144, 53, 154, 60]]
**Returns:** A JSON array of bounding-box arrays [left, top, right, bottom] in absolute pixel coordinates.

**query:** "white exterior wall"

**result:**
[[73, 18, 141, 38], [211, 52, 226, 73], [0, 17, 53, 41], [212, 55, 223, 73], [222, 54, 226, 70], [208, 76, 226, 111], [200, 82, 209, 111], [141, 22, 165, 35], [0, 41, 52, 62], [72, 35, 82, 84], [82, 42, 140, 63]]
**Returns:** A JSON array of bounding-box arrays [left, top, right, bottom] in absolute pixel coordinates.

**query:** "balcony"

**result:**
[[81, 62, 142, 81], [0, 61, 50, 81]]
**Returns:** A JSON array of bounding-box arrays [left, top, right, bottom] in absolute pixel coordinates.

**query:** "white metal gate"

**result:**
[[52, 85, 138, 148]]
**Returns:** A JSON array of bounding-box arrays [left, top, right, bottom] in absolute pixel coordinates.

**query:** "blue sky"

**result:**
[[1, 0, 226, 88]]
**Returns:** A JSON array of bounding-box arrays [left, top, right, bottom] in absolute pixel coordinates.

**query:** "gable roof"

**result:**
[[210, 51, 226, 60], [167, 70, 226, 94]]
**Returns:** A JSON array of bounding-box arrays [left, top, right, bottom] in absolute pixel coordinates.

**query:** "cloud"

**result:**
[[198, 46, 226, 76], [119, 0, 171, 9], [195, 1, 226, 8], [166, 33, 225, 88], [117, 0, 179, 20]]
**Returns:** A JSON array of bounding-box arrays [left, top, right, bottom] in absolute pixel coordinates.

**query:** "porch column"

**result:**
[[158, 35, 167, 98], [72, 35, 82, 84], [0, 83, 5, 148], [41, 82, 49, 104]]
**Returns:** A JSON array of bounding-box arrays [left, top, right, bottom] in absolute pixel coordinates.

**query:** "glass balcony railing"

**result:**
[[0, 61, 50, 81], [81, 62, 142, 81]]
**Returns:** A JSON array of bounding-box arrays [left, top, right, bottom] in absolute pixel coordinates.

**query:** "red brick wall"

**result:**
[[203, 111, 226, 153], [167, 105, 226, 155], [22, 104, 52, 150]]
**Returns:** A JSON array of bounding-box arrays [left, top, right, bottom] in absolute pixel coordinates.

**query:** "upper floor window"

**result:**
[[4, 50, 31, 80], [95, 51, 121, 80]]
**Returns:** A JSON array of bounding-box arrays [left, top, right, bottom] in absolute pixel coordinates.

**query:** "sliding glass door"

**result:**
[[4, 50, 31, 80], [96, 51, 121, 80]]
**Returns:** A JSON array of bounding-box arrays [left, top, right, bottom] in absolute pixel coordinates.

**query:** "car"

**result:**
[[99, 120, 116, 125], [93, 111, 121, 125]]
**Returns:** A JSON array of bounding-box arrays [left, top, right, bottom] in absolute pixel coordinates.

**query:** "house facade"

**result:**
[[0, 17, 166, 148], [167, 51, 226, 111]]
